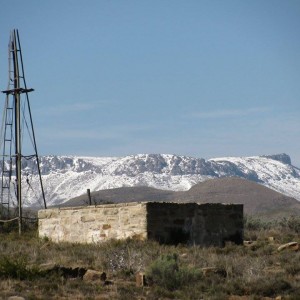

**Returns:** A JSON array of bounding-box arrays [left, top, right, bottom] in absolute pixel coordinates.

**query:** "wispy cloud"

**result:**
[[33, 100, 114, 116], [188, 107, 270, 119], [39, 122, 159, 141]]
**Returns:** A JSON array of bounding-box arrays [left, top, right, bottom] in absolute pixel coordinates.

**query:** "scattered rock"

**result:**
[[268, 236, 275, 242], [277, 242, 299, 252], [136, 272, 147, 287], [56, 266, 87, 279], [39, 262, 57, 271], [202, 267, 227, 277], [83, 270, 107, 282], [41, 265, 87, 279], [243, 240, 257, 246]]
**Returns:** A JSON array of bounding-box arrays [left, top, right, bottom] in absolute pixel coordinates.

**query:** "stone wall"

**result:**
[[38, 202, 147, 243], [38, 202, 243, 246], [146, 202, 243, 246]]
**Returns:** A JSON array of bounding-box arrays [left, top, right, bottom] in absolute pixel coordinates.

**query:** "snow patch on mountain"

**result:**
[[210, 155, 300, 200], [8, 153, 300, 207]]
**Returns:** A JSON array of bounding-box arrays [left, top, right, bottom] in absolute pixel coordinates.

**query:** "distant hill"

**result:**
[[63, 177, 300, 217], [174, 177, 300, 216], [62, 186, 175, 207]]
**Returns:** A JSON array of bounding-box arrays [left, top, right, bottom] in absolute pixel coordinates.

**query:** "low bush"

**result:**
[[0, 215, 300, 298], [249, 276, 292, 297], [244, 215, 300, 235], [279, 215, 300, 233], [146, 253, 201, 291], [244, 216, 273, 231], [0, 255, 40, 280]]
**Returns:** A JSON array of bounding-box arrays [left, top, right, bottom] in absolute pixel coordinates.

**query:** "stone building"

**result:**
[[38, 202, 243, 247]]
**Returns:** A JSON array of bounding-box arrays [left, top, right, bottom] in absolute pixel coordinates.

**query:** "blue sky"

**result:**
[[0, 1, 300, 166]]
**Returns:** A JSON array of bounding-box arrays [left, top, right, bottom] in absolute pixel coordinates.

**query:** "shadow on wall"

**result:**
[[146, 202, 243, 247]]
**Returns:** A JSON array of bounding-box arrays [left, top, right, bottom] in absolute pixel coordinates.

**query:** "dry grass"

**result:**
[[0, 216, 300, 299]]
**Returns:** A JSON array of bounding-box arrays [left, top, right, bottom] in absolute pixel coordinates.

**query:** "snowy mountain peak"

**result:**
[[262, 153, 291, 165], [4, 153, 300, 207]]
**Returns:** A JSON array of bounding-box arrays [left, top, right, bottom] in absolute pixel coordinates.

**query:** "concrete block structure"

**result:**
[[38, 202, 243, 247]]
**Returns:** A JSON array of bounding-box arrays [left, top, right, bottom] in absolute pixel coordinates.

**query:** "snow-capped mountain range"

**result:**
[[11, 153, 300, 207]]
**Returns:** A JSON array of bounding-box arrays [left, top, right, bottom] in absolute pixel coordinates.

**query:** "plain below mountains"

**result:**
[[63, 177, 300, 218]]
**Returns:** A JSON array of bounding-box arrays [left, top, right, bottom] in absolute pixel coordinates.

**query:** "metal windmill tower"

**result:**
[[0, 29, 47, 234]]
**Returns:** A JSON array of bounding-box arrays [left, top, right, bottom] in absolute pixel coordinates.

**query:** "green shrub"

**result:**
[[146, 253, 201, 291], [279, 216, 300, 234], [249, 276, 292, 297], [283, 252, 300, 275], [245, 215, 300, 234], [0, 255, 39, 280], [244, 216, 272, 231]]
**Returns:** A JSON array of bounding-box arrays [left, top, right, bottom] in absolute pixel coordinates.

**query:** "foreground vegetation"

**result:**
[[0, 216, 300, 299]]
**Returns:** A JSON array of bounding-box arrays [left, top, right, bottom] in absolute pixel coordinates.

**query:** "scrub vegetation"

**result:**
[[0, 216, 300, 299]]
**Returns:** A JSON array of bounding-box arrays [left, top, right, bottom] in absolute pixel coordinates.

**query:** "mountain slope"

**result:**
[[210, 154, 300, 201], [64, 177, 300, 216], [9, 153, 300, 207], [64, 186, 175, 207], [176, 177, 300, 215]]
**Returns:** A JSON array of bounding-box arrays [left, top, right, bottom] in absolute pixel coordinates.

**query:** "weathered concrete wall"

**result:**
[[38, 202, 147, 243], [39, 202, 243, 246], [146, 202, 243, 246]]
